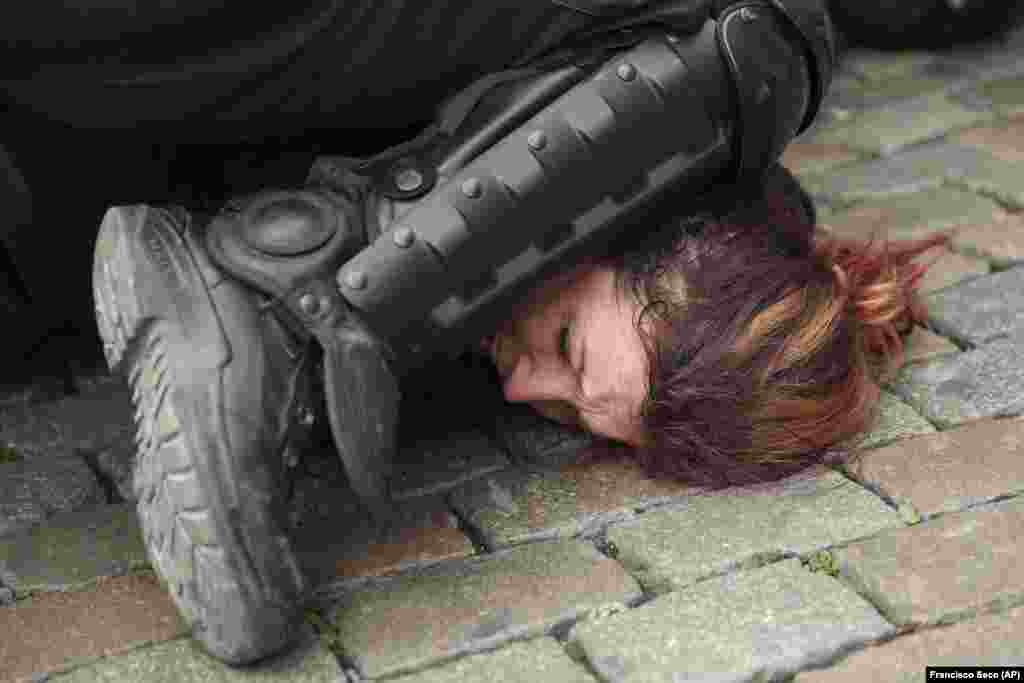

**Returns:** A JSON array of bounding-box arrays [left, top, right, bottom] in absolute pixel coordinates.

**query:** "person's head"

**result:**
[[488, 165, 947, 488]]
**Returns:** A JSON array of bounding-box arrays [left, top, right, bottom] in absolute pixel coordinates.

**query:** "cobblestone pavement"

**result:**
[[4, 26, 1024, 683]]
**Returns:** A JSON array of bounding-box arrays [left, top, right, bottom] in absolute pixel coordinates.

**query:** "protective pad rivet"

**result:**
[[527, 131, 547, 150], [739, 7, 758, 22], [394, 167, 424, 193], [299, 293, 321, 316], [392, 227, 415, 248], [344, 271, 368, 290], [461, 178, 483, 199], [616, 63, 637, 81]]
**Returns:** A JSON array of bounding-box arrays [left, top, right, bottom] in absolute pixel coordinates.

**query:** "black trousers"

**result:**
[[1, 0, 593, 336]]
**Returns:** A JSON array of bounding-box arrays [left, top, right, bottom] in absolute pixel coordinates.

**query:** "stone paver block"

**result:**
[[449, 456, 696, 549], [796, 605, 1024, 681], [0, 573, 187, 683], [957, 114, 1024, 163], [834, 496, 1024, 627], [393, 638, 596, 683], [50, 626, 339, 683], [821, 51, 963, 112], [927, 267, 1024, 346], [605, 469, 901, 595], [781, 142, 860, 177], [890, 336, 1024, 428], [0, 374, 134, 460], [493, 405, 596, 467], [900, 327, 959, 366], [820, 187, 1003, 241], [849, 418, 1024, 521], [815, 91, 989, 156], [856, 390, 936, 452], [325, 538, 641, 679], [961, 74, 1024, 116], [802, 143, 999, 204], [0, 455, 104, 536], [0, 503, 148, 596], [569, 559, 894, 683], [954, 155, 1024, 210], [843, 50, 937, 84], [952, 211, 1024, 268], [289, 474, 473, 586], [390, 431, 509, 499], [919, 248, 989, 294]]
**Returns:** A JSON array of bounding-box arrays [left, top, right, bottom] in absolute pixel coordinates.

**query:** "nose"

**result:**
[[501, 353, 576, 405]]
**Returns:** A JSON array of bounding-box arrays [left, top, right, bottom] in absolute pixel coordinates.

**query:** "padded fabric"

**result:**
[[2, 1, 592, 143]]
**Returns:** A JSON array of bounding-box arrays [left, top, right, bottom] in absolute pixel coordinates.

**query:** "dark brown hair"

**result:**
[[612, 166, 947, 488]]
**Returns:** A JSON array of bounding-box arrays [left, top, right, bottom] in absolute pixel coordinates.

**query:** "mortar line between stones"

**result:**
[[28, 633, 194, 682], [443, 492, 496, 555], [946, 177, 1024, 213], [910, 487, 1024, 525], [833, 463, 916, 521]]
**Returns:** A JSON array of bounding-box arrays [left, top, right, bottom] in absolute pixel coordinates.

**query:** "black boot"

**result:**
[[93, 204, 312, 664]]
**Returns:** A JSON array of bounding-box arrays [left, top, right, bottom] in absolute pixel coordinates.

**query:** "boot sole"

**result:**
[[93, 206, 306, 665]]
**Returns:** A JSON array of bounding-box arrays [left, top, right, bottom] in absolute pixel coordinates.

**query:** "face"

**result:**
[[485, 265, 650, 446]]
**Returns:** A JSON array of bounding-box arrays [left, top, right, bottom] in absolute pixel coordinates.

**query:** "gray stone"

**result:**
[[0, 455, 105, 537], [51, 627, 339, 682], [449, 457, 697, 550], [956, 157, 1024, 211], [393, 638, 597, 683], [494, 404, 596, 468], [605, 469, 901, 595], [814, 91, 990, 156], [833, 497, 1024, 627], [802, 143, 1000, 205], [450, 467, 630, 548], [0, 503, 148, 596], [569, 559, 894, 683], [820, 186, 1003, 241], [0, 374, 135, 460], [390, 431, 509, 500], [890, 336, 1024, 428], [927, 267, 1024, 346], [324, 538, 641, 679], [855, 391, 936, 452], [956, 71, 1024, 117]]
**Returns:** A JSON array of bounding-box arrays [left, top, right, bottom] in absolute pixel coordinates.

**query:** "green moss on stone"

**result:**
[[0, 443, 23, 463], [805, 550, 840, 577]]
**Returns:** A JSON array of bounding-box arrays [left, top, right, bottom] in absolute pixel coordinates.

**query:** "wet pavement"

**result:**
[[3, 24, 1024, 683]]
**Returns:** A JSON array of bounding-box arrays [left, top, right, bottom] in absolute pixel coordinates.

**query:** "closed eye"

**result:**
[[558, 322, 571, 363]]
